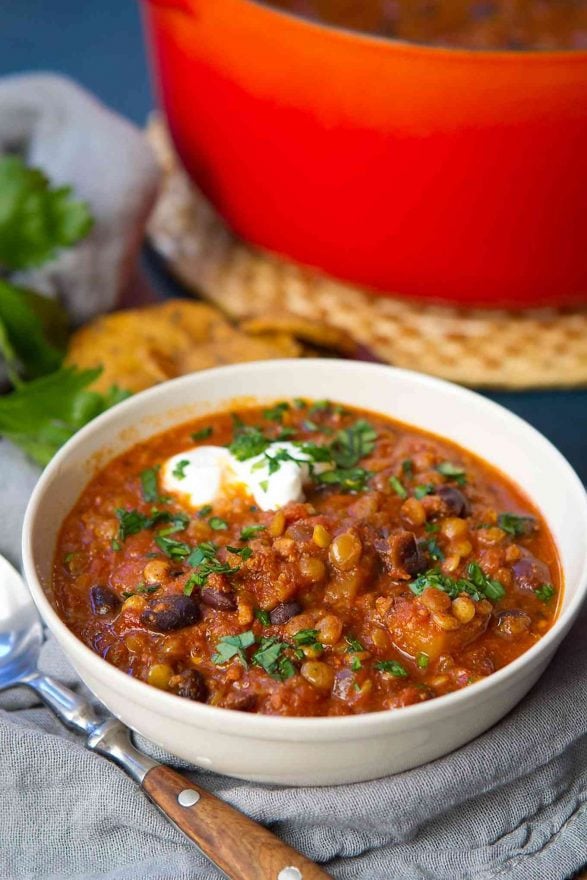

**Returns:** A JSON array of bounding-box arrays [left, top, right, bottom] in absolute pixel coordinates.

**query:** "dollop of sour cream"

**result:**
[[161, 442, 330, 512]]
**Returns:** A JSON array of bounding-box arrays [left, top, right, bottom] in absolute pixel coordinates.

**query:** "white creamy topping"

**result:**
[[161, 441, 330, 512], [161, 446, 231, 508]]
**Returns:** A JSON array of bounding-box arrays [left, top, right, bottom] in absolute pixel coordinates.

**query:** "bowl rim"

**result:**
[[22, 360, 587, 740], [239, 0, 587, 61]]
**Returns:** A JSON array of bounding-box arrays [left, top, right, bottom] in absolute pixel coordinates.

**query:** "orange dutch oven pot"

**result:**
[[141, 0, 587, 308]]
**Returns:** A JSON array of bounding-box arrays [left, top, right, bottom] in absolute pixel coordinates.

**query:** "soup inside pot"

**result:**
[[264, 0, 587, 50]]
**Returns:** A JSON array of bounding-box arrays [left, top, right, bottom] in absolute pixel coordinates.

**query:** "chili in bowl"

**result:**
[[22, 361, 587, 785]]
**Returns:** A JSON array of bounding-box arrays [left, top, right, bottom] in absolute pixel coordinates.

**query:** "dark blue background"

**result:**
[[2, 0, 586, 482]]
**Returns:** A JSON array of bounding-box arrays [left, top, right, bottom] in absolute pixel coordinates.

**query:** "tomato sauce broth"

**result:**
[[266, 0, 587, 51], [53, 400, 562, 717]]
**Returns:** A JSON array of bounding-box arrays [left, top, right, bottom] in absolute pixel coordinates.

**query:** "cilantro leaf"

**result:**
[[330, 420, 377, 468], [240, 524, 266, 540], [0, 366, 130, 466], [389, 475, 407, 499], [535, 583, 555, 603], [0, 280, 68, 380], [263, 402, 290, 423], [497, 513, 538, 537], [414, 483, 435, 499], [155, 534, 192, 559], [436, 461, 467, 486], [212, 631, 256, 666], [316, 467, 371, 493], [0, 156, 93, 270], [410, 563, 505, 603], [172, 459, 190, 480], [191, 426, 213, 441], [375, 660, 408, 677], [228, 425, 271, 461], [140, 466, 162, 503]]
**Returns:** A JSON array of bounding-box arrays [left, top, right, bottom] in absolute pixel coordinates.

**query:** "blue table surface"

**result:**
[[2, 0, 586, 482]]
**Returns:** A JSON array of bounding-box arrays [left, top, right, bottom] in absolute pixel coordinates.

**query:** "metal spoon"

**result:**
[[0, 554, 331, 880]]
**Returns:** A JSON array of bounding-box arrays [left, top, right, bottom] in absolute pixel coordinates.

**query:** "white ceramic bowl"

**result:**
[[22, 360, 587, 786]]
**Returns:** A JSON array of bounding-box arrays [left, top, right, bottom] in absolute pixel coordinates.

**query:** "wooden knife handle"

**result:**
[[142, 765, 333, 880]]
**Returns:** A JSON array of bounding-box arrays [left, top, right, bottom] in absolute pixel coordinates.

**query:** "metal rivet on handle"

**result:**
[[177, 789, 200, 807], [277, 868, 303, 880]]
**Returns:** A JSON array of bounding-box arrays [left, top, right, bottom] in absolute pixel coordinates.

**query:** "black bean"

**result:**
[[436, 485, 471, 518], [391, 531, 427, 576], [90, 585, 121, 616], [201, 588, 237, 611], [173, 669, 208, 702], [495, 609, 532, 638], [270, 601, 302, 625], [141, 594, 200, 632], [512, 554, 551, 592]]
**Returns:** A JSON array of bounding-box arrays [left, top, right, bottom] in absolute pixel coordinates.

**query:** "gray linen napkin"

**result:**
[[0, 75, 585, 880]]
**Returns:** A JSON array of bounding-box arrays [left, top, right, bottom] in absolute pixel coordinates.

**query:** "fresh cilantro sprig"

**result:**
[[0, 158, 130, 465], [497, 513, 537, 537], [436, 461, 467, 486], [0, 156, 93, 271], [0, 366, 130, 466], [375, 660, 408, 677], [410, 563, 505, 603]]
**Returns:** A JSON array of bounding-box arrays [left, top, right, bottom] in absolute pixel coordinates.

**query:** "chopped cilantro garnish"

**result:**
[[416, 653, 429, 669], [140, 466, 162, 503], [155, 535, 192, 560], [212, 631, 256, 666], [351, 655, 362, 672], [252, 637, 286, 675], [115, 508, 173, 542], [424, 522, 440, 534], [309, 399, 331, 413], [197, 504, 213, 519], [191, 426, 213, 441], [410, 563, 505, 603], [316, 467, 371, 493], [121, 584, 159, 599], [497, 513, 537, 537], [172, 459, 190, 480], [259, 479, 269, 493], [535, 583, 555, 603], [187, 542, 217, 566], [345, 635, 364, 653], [208, 516, 228, 531], [227, 545, 253, 560], [111, 539, 121, 551], [389, 475, 407, 499], [375, 660, 408, 677], [402, 459, 414, 477], [414, 484, 435, 499], [420, 537, 445, 561], [240, 524, 266, 540], [330, 420, 377, 468], [276, 426, 297, 440], [293, 629, 321, 646], [228, 425, 270, 461], [183, 573, 200, 596], [437, 461, 467, 486], [255, 609, 271, 626], [293, 398, 306, 409], [184, 541, 240, 588], [263, 402, 290, 423]]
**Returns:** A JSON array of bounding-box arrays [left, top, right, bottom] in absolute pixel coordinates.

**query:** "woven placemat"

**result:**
[[146, 118, 587, 390]]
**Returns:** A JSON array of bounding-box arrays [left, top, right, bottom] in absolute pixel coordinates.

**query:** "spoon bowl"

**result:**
[[0, 554, 43, 689]]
